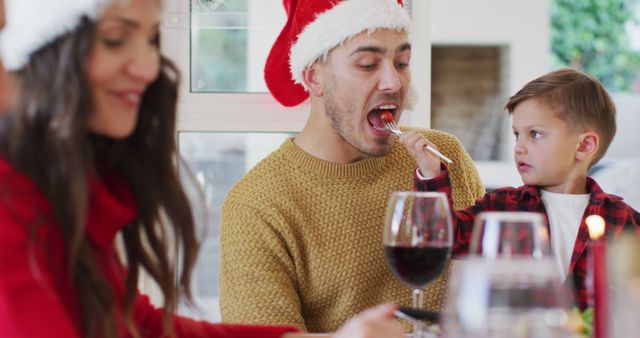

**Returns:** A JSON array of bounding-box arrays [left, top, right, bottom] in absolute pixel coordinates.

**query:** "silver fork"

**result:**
[[384, 120, 453, 164]]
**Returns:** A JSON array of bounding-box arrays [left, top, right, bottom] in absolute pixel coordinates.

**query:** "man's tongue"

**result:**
[[367, 110, 388, 129]]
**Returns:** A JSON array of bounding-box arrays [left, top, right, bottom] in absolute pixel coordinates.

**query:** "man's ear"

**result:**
[[301, 63, 323, 97], [576, 131, 599, 162]]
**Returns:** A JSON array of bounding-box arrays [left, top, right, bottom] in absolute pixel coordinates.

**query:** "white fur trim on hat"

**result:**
[[289, 0, 411, 89], [0, 0, 110, 71]]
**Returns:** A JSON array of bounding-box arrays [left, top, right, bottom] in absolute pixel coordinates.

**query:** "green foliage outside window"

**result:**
[[191, 0, 249, 92], [552, 0, 640, 93]]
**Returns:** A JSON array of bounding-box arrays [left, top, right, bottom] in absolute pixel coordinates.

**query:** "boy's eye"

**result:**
[[530, 130, 542, 139]]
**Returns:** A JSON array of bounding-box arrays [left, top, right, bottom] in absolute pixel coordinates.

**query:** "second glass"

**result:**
[[443, 258, 573, 338], [470, 211, 550, 259]]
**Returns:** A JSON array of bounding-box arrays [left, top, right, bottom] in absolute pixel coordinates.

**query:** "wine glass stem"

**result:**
[[412, 288, 425, 338]]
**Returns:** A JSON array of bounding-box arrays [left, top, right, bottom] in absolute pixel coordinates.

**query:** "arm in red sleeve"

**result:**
[[132, 293, 300, 338], [0, 207, 82, 338], [413, 166, 497, 256], [0, 285, 24, 338]]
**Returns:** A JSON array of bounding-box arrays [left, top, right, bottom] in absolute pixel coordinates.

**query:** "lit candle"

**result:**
[[586, 215, 607, 338]]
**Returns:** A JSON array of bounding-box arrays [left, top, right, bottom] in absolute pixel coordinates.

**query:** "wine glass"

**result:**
[[443, 257, 573, 338], [470, 211, 550, 259], [383, 191, 453, 337]]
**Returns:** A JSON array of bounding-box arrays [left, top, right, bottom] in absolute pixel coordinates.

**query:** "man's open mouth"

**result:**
[[367, 104, 397, 131]]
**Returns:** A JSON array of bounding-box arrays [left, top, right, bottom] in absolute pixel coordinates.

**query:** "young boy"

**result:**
[[400, 68, 640, 310]]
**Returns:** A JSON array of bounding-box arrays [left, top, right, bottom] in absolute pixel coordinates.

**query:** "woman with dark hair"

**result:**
[[0, 1, 23, 337], [0, 0, 404, 337]]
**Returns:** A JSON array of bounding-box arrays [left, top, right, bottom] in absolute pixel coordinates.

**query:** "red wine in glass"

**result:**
[[384, 244, 451, 289]]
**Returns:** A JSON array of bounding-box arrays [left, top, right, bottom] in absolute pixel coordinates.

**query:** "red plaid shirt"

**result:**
[[415, 168, 640, 310]]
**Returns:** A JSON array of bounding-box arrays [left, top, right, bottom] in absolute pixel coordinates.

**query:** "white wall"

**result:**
[[605, 94, 640, 160]]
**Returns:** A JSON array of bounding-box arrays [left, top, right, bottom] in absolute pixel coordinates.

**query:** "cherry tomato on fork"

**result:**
[[380, 110, 394, 123]]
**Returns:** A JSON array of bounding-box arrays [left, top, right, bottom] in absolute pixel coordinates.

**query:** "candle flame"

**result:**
[[586, 215, 605, 240]]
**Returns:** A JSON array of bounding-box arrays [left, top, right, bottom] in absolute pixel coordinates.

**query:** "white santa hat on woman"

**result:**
[[264, 0, 412, 107], [0, 0, 109, 71]]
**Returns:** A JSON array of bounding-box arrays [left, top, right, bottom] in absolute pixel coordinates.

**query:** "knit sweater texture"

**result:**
[[219, 128, 485, 332]]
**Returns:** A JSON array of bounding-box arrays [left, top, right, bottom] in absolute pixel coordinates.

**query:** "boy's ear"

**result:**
[[576, 131, 599, 162], [301, 63, 324, 97]]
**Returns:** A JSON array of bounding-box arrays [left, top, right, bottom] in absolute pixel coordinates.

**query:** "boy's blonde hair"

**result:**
[[505, 68, 616, 168]]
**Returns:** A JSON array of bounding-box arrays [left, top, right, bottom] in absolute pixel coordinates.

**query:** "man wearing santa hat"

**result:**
[[220, 0, 485, 332]]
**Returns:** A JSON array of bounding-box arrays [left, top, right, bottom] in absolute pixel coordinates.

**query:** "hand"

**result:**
[[331, 304, 404, 338], [398, 130, 442, 179]]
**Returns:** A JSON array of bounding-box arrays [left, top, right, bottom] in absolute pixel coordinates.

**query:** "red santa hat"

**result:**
[[265, 0, 411, 107], [0, 0, 109, 71]]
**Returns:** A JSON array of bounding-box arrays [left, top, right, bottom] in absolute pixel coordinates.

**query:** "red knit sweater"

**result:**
[[0, 157, 297, 338]]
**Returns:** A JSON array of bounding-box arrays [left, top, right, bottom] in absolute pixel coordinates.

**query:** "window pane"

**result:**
[[177, 131, 295, 321], [190, 0, 285, 93]]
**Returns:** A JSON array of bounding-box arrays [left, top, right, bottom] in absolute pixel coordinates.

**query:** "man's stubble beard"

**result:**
[[324, 84, 393, 158]]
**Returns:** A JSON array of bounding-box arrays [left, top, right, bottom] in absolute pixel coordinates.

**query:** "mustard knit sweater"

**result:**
[[220, 128, 484, 333]]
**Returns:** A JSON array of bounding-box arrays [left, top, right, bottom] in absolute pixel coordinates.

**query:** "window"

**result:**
[[190, 0, 285, 93]]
